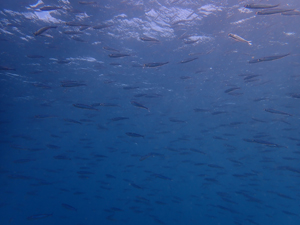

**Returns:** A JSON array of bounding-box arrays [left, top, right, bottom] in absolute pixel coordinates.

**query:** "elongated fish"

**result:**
[[140, 36, 160, 42], [178, 57, 198, 64], [65, 21, 89, 27], [78, 1, 97, 5], [244, 3, 279, 9], [0, 65, 15, 70], [27, 213, 53, 220], [131, 101, 149, 111], [126, 132, 144, 138], [93, 24, 113, 29], [256, 8, 294, 15], [281, 10, 300, 16], [73, 104, 98, 110], [33, 26, 57, 36], [39, 6, 62, 11], [61, 203, 77, 211], [143, 62, 169, 68], [108, 53, 130, 58], [224, 87, 240, 93], [228, 33, 252, 45], [264, 108, 292, 116], [249, 53, 290, 63], [103, 46, 120, 52]]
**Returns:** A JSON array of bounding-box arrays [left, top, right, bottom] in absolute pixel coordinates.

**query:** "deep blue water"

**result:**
[[0, 0, 300, 224]]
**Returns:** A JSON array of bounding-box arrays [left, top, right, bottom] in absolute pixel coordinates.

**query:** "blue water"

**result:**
[[1, 0, 300, 224]]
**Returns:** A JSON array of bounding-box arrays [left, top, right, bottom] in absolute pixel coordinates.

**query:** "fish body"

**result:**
[[103, 46, 120, 52], [70, 36, 86, 42], [140, 36, 160, 42], [78, 1, 97, 5], [244, 3, 279, 9], [264, 108, 292, 116], [282, 10, 300, 15], [61, 82, 86, 87], [93, 24, 113, 29], [178, 57, 198, 64], [61, 203, 77, 211], [126, 132, 144, 138], [27, 213, 53, 220], [26, 55, 45, 58], [184, 39, 199, 44], [225, 87, 240, 93], [108, 53, 130, 58], [256, 8, 294, 15], [63, 118, 82, 124], [63, 31, 84, 35], [73, 104, 98, 110], [228, 33, 252, 45], [143, 62, 169, 68], [110, 117, 129, 121], [131, 101, 149, 111], [249, 53, 290, 63], [0, 66, 15, 70], [39, 6, 62, 11], [33, 26, 57, 36], [92, 103, 120, 107], [65, 21, 89, 27]]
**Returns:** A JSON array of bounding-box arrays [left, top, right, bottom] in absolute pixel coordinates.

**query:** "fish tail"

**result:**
[[248, 41, 252, 46]]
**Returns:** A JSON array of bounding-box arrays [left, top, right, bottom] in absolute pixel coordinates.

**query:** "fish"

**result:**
[[228, 33, 252, 45], [169, 118, 186, 123], [33, 26, 57, 36], [34, 115, 56, 119], [130, 183, 144, 189], [123, 86, 139, 90], [93, 24, 113, 29], [65, 21, 89, 27], [264, 108, 292, 116], [63, 118, 82, 124], [184, 39, 199, 44], [78, 1, 97, 5], [281, 10, 300, 15], [249, 53, 290, 63], [61, 203, 77, 211], [61, 81, 86, 87], [71, 36, 86, 42], [62, 30, 84, 35], [92, 103, 120, 107], [143, 62, 169, 68], [152, 174, 173, 180], [27, 213, 53, 220], [130, 101, 149, 111], [290, 93, 300, 99], [39, 6, 63, 11], [26, 55, 45, 58], [178, 57, 198, 64], [140, 36, 160, 42], [244, 75, 260, 80], [109, 117, 129, 121], [224, 87, 240, 93], [256, 8, 294, 15], [126, 132, 144, 138], [243, 139, 286, 148], [73, 104, 98, 110], [103, 46, 120, 52], [244, 4, 280, 9], [108, 53, 130, 58], [0, 66, 15, 70], [139, 154, 153, 161], [56, 59, 71, 64]]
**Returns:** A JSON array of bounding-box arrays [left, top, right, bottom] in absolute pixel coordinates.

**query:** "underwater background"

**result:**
[[0, 0, 300, 224]]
